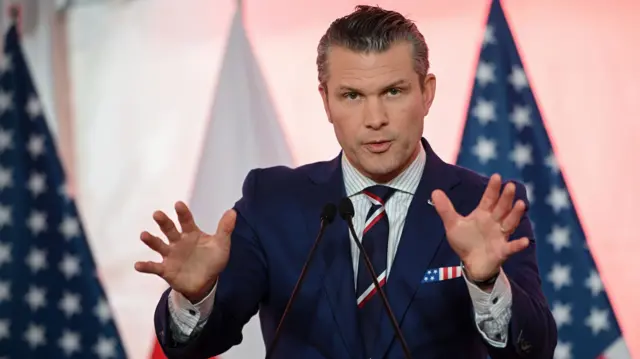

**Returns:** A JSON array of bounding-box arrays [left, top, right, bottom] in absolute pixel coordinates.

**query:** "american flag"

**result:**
[[455, 1, 630, 358], [421, 266, 462, 284], [0, 22, 128, 358]]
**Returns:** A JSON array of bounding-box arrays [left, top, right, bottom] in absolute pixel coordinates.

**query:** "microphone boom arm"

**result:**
[[338, 196, 413, 359], [344, 216, 413, 359], [265, 204, 336, 359]]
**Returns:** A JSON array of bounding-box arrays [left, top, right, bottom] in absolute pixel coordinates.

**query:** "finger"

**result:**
[[152, 211, 181, 243], [477, 174, 502, 211], [431, 189, 459, 229], [140, 231, 170, 256], [491, 182, 516, 222], [216, 209, 237, 238], [500, 199, 526, 234], [502, 237, 530, 258], [175, 201, 200, 233], [134, 260, 165, 276]]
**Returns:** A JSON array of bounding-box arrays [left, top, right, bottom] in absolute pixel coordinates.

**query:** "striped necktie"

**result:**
[[355, 185, 396, 357]]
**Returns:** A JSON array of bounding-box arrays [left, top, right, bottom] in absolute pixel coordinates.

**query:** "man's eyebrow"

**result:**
[[384, 79, 410, 88], [337, 79, 410, 92]]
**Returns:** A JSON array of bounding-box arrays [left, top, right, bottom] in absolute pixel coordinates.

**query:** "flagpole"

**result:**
[[8, 1, 21, 34], [237, 0, 243, 19], [51, 2, 78, 199]]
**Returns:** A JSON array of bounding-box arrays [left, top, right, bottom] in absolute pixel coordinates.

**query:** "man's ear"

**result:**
[[318, 84, 332, 123], [421, 73, 436, 117]]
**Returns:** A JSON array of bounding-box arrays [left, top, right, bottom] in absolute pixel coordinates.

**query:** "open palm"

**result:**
[[134, 201, 237, 302], [431, 174, 530, 281]]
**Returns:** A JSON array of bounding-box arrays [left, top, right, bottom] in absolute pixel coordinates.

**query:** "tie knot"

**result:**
[[363, 185, 396, 205]]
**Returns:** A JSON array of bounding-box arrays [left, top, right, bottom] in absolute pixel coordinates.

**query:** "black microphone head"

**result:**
[[320, 203, 337, 224], [338, 197, 355, 220]]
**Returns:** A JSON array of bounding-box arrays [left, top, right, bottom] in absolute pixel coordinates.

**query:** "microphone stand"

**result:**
[[265, 204, 337, 359]]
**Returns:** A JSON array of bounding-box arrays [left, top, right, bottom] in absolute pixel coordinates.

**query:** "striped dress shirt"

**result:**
[[167, 145, 513, 348]]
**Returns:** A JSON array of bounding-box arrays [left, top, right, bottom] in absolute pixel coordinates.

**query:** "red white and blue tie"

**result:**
[[355, 185, 396, 357]]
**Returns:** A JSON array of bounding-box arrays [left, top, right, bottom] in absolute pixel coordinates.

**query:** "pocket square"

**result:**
[[421, 266, 462, 283]]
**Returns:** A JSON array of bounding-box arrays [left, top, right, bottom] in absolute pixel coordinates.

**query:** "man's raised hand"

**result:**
[[134, 201, 237, 303], [431, 174, 530, 282]]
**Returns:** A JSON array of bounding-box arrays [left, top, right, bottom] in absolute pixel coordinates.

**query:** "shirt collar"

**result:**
[[341, 144, 426, 197]]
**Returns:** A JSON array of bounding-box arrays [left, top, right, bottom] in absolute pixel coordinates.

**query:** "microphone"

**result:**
[[265, 203, 337, 359], [338, 197, 413, 359]]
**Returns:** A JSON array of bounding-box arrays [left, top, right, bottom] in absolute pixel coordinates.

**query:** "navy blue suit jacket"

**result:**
[[154, 139, 557, 359]]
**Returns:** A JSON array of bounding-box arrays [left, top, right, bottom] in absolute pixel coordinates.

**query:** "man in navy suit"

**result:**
[[135, 5, 557, 358]]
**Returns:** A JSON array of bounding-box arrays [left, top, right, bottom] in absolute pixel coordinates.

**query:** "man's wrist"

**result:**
[[472, 272, 499, 290], [461, 263, 500, 288], [183, 277, 218, 304]]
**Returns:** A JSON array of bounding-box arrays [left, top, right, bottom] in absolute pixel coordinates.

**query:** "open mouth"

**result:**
[[364, 140, 392, 153]]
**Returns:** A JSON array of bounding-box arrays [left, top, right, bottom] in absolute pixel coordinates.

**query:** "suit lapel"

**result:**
[[301, 155, 363, 359], [372, 140, 461, 359]]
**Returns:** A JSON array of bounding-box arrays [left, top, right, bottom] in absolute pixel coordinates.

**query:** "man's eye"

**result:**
[[387, 88, 401, 96], [343, 92, 359, 100]]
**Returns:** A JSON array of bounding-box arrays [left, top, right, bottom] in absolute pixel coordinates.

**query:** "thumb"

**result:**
[[216, 209, 237, 238], [431, 189, 459, 229]]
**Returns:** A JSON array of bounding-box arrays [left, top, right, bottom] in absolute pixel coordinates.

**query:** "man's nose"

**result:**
[[363, 99, 389, 129]]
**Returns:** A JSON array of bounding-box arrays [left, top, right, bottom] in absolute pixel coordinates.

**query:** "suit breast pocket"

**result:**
[[413, 275, 466, 300], [406, 274, 474, 344], [412, 264, 471, 311], [414, 265, 465, 297]]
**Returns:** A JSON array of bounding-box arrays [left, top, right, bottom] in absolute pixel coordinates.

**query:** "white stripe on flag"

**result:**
[[602, 337, 631, 359], [438, 266, 462, 281]]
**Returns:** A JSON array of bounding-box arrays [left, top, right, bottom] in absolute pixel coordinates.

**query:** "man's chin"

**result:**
[[360, 163, 400, 182]]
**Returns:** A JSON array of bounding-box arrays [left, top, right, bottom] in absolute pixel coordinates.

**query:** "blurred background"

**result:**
[[2, 0, 639, 358]]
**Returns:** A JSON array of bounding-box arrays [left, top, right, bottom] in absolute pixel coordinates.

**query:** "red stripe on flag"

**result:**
[[446, 267, 454, 280], [150, 340, 167, 359]]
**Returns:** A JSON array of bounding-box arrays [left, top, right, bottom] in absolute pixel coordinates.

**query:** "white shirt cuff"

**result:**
[[167, 283, 217, 340], [463, 267, 512, 347]]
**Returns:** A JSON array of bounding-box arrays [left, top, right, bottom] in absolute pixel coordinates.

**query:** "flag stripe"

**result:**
[[422, 266, 462, 283]]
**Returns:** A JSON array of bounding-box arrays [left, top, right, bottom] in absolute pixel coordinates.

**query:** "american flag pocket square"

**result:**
[[421, 266, 463, 283]]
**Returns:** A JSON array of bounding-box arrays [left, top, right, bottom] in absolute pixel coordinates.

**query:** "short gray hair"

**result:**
[[316, 5, 430, 88]]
